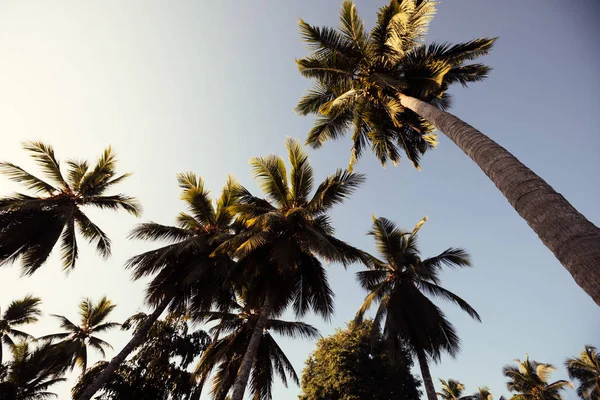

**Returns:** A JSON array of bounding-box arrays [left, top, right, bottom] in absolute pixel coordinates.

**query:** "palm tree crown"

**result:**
[[295, 0, 495, 170], [0, 296, 42, 364], [193, 297, 320, 400], [126, 172, 237, 313], [565, 345, 600, 400], [503, 355, 573, 400], [354, 216, 480, 400], [0, 340, 71, 400], [218, 137, 367, 317], [437, 379, 468, 400], [0, 142, 140, 274], [39, 297, 119, 371]]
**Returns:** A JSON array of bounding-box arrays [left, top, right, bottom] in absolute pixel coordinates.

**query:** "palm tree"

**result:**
[[0, 296, 42, 364], [437, 379, 469, 400], [503, 355, 573, 400], [472, 387, 494, 400], [565, 345, 600, 400], [194, 297, 320, 400], [72, 311, 211, 400], [218, 138, 367, 400], [76, 173, 236, 400], [354, 216, 480, 400], [0, 341, 71, 400], [39, 297, 119, 371], [295, 0, 600, 305], [0, 142, 140, 274]]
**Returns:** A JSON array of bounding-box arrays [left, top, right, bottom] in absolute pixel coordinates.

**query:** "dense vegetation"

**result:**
[[0, 0, 597, 400]]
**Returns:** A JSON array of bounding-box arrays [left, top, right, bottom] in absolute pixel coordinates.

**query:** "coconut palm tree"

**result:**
[[565, 345, 600, 400], [193, 297, 319, 400], [0, 142, 140, 274], [437, 379, 469, 400], [472, 387, 494, 400], [39, 297, 119, 371], [354, 216, 480, 400], [0, 296, 42, 364], [503, 355, 573, 400], [218, 138, 368, 400], [0, 341, 71, 400], [76, 174, 236, 400], [295, 0, 600, 305], [72, 311, 211, 400]]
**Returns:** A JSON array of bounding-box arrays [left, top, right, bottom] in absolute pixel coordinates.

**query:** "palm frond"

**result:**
[[307, 169, 365, 214], [82, 194, 141, 217], [0, 162, 56, 194], [59, 218, 78, 271], [3, 295, 42, 324], [418, 281, 481, 322], [250, 155, 289, 207], [22, 141, 68, 189], [286, 138, 314, 205], [177, 172, 216, 225], [128, 222, 194, 242], [266, 319, 320, 340], [74, 208, 111, 258]]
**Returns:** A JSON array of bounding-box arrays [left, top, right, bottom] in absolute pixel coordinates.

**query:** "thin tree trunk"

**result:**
[[76, 296, 171, 400], [399, 93, 600, 306], [230, 297, 272, 400], [415, 347, 437, 400]]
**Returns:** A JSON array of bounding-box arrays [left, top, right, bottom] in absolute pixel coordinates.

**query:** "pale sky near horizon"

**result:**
[[0, 1, 599, 399]]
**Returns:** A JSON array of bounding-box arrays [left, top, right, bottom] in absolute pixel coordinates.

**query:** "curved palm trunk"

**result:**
[[76, 297, 171, 400], [230, 297, 272, 400], [415, 347, 437, 400], [399, 93, 600, 306]]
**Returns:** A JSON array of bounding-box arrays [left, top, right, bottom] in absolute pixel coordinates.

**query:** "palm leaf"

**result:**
[[0, 162, 56, 194], [22, 141, 68, 188]]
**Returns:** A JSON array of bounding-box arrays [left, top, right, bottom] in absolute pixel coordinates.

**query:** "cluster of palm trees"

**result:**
[[437, 348, 600, 400], [1, 0, 599, 399]]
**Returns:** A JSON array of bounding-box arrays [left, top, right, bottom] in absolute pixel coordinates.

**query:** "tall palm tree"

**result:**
[[437, 379, 469, 400], [0, 341, 71, 400], [355, 216, 480, 400], [194, 297, 320, 400], [0, 296, 42, 364], [77, 174, 236, 400], [295, 0, 600, 305], [218, 138, 368, 400], [39, 297, 119, 371], [503, 355, 573, 400], [565, 345, 600, 400], [0, 142, 141, 274]]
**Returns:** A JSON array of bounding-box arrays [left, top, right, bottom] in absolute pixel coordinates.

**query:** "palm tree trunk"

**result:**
[[398, 93, 600, 306], [415, 347, 437, 400], [230, 297, 272, 400], [76, 296, 171, 400]]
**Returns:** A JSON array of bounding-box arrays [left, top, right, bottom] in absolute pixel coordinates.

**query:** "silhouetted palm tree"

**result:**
[[77, 174, 236, 400], [437, 379, 469, 400], [40, 297, 118, 371], [565, 345, 600, 400], [219, 138, 367, 400], [503, 355, 573, 400], [194, 297, 319, 400], [0, 142, 140, 274], [355, 216, 480, 400], [295, 0, 600, 305], [0, 341, 71, 400], [0, 296, 41, 364]]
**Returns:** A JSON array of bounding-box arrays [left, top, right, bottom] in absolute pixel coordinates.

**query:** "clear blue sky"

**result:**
[[0, 1, 598, 399]]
